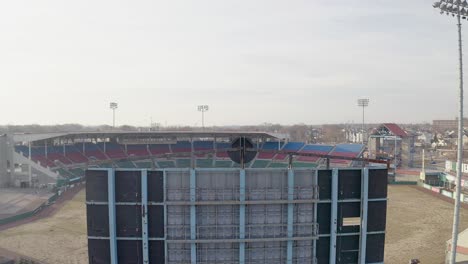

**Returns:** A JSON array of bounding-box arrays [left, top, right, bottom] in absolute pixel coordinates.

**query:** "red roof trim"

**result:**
[[383, 123, 408, 137]]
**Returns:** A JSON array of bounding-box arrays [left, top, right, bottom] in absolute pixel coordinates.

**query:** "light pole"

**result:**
[[110, 102, 118, 128], [357, 98, 369, 144], [433, 1, 466, 263], [197, 105, 209, 130]]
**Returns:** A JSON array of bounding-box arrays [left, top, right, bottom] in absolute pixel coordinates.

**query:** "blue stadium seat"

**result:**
[[332, 144, 364, 153], [215, 142, 231, 158], [80, 143, 108, 160], [300, 144, 334, 154], [171, 141, 192, 153], [15, 145, 29, 156], [282, 142, 305, 151], [149, 144, 171, 155], [262, 142, 283, 150], [127, 144, 149, 157], [194, 141, 214, 150]]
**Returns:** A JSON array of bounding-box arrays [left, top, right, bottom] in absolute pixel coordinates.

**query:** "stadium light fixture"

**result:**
[[357, 98, 369, 144], [110, 102, 118, 128], [197, 105, 209, 130], [433, 1, 465, 263]]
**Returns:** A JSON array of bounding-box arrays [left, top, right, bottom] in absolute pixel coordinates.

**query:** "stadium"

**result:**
[[5, 131, 367, 185], [0, 130, 467, 263], [0, 131, 389, 263]]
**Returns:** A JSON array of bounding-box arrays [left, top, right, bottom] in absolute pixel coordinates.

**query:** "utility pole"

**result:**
[[432, 1, 465, 263]]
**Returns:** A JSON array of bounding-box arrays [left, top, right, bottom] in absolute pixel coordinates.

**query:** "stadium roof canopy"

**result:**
[[12, 131, 287, 143], [371, 123, 408, 138], [382, 123, 408, 137]]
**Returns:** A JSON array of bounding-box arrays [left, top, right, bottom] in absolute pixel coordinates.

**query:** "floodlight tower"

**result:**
[[433, 1, 466, 263], [110, 102, 118, 128], [197, 105, 209, 130], [357, 98, 369, 144]]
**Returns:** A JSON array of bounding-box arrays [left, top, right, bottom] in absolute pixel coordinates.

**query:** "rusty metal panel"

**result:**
[[87, 204, 109, 237], [115, 171, 141, 202], [338, 170, 361, 200], [318, 170, 332, 200], [368, 169, 388, 199], [88, 239, 110, 264], [86, 170, 108, 202], [366, 234, 385, 263], [148, 171, 164, 203], [367, 201, 387, 232], [116, 205, 142, 237], [117, 240, 143, 264]]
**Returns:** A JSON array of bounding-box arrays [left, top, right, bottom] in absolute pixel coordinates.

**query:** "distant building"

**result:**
[[345, 130, 364, 143], [448, 130, 468, 146], [368, 123, 416, 167], [417, 132, 433, 145], [462, 130, 468, 146], [432, 140, 448, 148], [433, 118, 468, 132]]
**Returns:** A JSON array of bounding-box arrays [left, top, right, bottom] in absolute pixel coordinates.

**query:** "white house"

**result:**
[[417, 132, 433, 145]]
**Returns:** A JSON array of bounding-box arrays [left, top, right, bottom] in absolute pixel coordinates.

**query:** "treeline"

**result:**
[[0, 124, 136, 134]]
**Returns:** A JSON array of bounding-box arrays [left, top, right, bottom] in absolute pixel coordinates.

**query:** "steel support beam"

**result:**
[[359, 168, 369, 264], [164, 170, 168, 263], [107, 169, 118, 264], [141, 170, 149, 264], [28, 141, 32, 186], [313, 169, 318, 262], [190, 169, 197, 264], [239, 169, 246, 264], [329, 169, 338, 264], [287, 169, 295, 264]]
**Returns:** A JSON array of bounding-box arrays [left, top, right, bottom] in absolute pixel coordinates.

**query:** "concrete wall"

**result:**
[[0, 135, 14, 187]]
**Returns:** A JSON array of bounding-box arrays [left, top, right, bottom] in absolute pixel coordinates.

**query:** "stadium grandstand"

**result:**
[[0, 131, 367, 188]]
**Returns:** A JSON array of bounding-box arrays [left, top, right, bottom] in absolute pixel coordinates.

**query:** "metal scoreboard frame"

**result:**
[[86, 167, 387, 264]]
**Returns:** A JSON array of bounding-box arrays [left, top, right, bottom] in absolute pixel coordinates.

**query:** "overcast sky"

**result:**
[[0, 0, 462, 126]]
